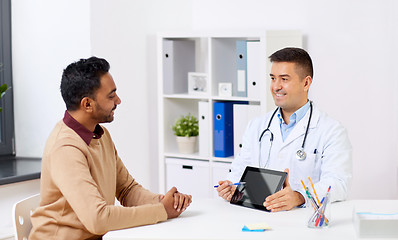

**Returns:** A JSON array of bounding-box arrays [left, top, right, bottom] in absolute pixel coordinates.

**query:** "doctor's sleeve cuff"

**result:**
[[295, 189, 308, 208]]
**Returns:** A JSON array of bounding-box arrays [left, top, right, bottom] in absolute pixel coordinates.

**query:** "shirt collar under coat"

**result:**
[[277, 100, 310, 126], [63, 110, 104, 145], [267, 101, 319, 147]]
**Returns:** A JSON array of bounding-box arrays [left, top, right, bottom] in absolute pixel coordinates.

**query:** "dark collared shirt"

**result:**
[[63, 111, 104, 145]]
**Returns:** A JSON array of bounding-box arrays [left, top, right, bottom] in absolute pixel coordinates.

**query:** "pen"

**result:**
[[303, 181, 331, 227], [307, 187, 319, 211], [300, 179, 307, 191], [213, 182, 246, 188], [301, 180, 319, 209], [317, 186, 331, 226], [302, 180, 323, 224], [308, 177, 321, 206]]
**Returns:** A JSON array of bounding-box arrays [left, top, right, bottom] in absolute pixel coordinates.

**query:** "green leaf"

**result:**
[[0, 84, 8, 94], [171, 113, 199, 137]]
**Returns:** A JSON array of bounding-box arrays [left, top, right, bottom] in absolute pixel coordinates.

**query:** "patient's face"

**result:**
[[92, 73, 121, 123]]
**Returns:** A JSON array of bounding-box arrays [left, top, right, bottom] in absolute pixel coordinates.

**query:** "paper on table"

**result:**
[[242, 222, 272, 232]]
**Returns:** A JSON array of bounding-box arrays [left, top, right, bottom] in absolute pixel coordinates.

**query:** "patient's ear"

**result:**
[[80, 97, 93, 113]]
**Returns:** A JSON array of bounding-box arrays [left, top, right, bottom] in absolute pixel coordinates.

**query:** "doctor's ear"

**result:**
[[80, 97, 94, 113], [303, 76, 312, 91]]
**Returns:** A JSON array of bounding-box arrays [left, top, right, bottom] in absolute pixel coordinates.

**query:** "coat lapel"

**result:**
[[280, 105, 320, 149]]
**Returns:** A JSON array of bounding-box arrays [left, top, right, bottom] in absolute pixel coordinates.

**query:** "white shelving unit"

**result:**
[[157, 31, 302, 198]]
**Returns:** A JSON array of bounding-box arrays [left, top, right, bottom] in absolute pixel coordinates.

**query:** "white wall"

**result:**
[[5, 3, 397, 232], [90, 0, 193, 191], [12, 0, 91, 157], [0, 0, 92, 231], [90, 0, 398, 199], [192, 0, 398, 199]]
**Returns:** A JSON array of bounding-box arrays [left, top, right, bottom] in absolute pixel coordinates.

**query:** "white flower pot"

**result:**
[[176, 136, 197, 154]]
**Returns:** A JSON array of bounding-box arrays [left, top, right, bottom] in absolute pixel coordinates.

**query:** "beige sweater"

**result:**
[[29, 120, 167, 240]]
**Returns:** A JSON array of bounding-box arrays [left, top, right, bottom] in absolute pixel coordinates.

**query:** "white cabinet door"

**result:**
[[211, 161, 231, 198], [166, 158, 210, 199]]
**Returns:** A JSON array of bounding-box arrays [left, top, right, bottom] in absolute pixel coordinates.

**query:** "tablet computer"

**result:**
[[230, 166, 287, 211]]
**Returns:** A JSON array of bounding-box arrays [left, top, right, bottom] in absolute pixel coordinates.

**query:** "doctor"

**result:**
[[216, 47, 352, 212]]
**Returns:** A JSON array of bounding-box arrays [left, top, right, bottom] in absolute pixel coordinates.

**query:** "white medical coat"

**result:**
[[227, 104, 352, 203]]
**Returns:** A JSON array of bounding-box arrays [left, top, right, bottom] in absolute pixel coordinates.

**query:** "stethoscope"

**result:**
[[258, 101, 313, 167]]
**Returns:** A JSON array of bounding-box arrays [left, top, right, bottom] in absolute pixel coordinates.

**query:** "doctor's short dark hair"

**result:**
[[60, 56, 110, 111], [269, 47, 313, 79]]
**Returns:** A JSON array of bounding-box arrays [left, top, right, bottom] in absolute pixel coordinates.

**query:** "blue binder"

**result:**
[[214, 101, 248, 157], [214, 102, 234, 157], [236, 40, 247, 97]]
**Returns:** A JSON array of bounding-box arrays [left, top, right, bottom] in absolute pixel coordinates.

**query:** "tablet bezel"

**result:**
[[230, 166, 287, 211]]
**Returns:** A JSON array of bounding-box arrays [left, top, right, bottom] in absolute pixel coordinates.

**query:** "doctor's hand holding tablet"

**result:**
[[216, 47, 352, 212], [216, 168, 304, 212], [262, 169, 305, 212], [216, 180, 237, 202]]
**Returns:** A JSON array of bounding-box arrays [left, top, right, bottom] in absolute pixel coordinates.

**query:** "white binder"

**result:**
[[163, 40, 195, 94], [233, 104, 261, 157], [236, 40, 247, 97], [198, 101, 210, 156], [247, 41, 262, 100]]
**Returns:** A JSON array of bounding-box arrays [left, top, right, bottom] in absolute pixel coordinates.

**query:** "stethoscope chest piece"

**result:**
[[296, 148, 307, 161]]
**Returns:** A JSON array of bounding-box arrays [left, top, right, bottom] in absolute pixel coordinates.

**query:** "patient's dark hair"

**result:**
[[269, 47, 313, 79], [60, 57, 110, 111]]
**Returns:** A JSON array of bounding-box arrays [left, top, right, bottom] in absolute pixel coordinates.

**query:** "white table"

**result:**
[[104, 198, 397, 240]]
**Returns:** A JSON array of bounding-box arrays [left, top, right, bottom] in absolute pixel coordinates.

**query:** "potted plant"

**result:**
[[172, 113, 199, 154], [0, 83, 9, 112]]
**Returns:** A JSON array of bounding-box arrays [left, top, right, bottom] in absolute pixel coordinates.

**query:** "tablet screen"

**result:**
[[230, 166, 287, 211]]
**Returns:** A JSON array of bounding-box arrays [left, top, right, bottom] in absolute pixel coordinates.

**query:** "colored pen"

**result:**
[[303, 181, 331, 227], [300, 180, 319, 210], [300, 180, 307, 191], [314, 198, 325, 226], [307, 188, 320, 212], [213, 182, 246, 188], [319, 200, 327, 226], [308, 177, 321, 207], [303, 179, 325, 225], [303, 183, 323, 226], [318, 186, 331, 226], [306, 187, 320, 211]]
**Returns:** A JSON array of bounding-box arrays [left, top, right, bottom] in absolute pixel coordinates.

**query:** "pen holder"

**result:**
[[307, 193, 331, 228]]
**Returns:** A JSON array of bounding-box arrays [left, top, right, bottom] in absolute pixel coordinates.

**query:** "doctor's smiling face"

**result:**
[[269, 47, 313, 120], [270, 61, 311, 117]]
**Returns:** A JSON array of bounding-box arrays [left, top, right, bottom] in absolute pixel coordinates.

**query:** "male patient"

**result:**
[[29, 57, 192, 240]]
